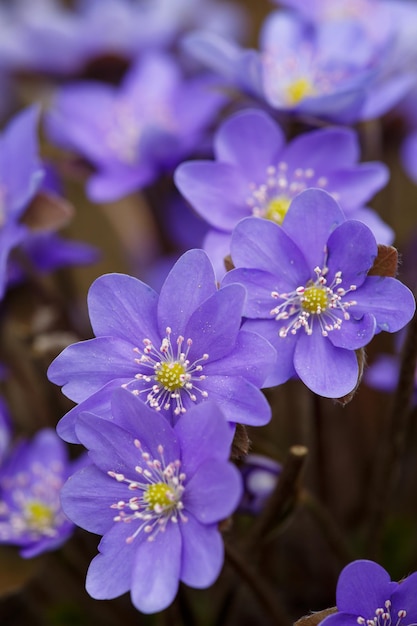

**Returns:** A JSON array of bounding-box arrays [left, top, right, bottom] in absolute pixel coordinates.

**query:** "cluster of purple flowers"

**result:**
[[1, 0, 417, 620]]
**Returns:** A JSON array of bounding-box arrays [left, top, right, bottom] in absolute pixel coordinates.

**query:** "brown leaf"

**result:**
[[224, 254, 235, 272], [22, 191, 74, 233], [368, 245, 398, 278], [231, 423, 250, 459], [294, 607, 338, 626]]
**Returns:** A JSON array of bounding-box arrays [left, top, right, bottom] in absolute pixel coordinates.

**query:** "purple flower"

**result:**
[[45, 52, 225, 202], [321, 560, 417, 626], [0, 396, 12, 466], [222, 188, 415, 398], [61, 390, 242, 614], [184, 10, 414, 123], [175, 108, 392, 278], [239, 454, 281, 515], [0, 105, 44, 299], [48, 249, 275, 443], [0, 428, 83, 558], [13, 0, 247, 77]]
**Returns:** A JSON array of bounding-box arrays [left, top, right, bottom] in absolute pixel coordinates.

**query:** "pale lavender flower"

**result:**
[[61, 390, 242, 614]]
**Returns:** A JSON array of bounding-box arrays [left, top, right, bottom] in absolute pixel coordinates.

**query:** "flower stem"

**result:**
[[365, 301, 417, 556], [245, 445, 308, 553], [225, 542, 291, 626]]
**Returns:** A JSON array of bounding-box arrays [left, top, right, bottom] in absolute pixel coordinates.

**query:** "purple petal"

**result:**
[[185, 459, 242, 523], [350, 208, 394, 246], [205, 329, 277, 387], [131, 522, 181, 614], [229, 216, 309, 284], [109, 389, 179, 457], [391, 571, 417, 617], [199, 375, 271, 426], [87, 164, 156, 202], [174, 161, 248, 230], [60, 465, 123, 534], [352, 277, 416, 333], [326, 220, 377, 290], [282, 189, 346, 271], [336, 560, 393, 615], [326, 164, 389, 211], [88, 273, 159, 343], [214, 108, 286, 182], [158, 249, 217, 336], [364, 355, 399, 393], [242, 318, 297, 387], [321, 614, 365, 626], [47, 337, 137, 402], [294, 331, 359, 397], [56, 380, 121, 443], [222, 268, 282, 319], [180, 513, 224, 588], [0, 105, 43, 216], [203, 228, 233, 281], [282, 127, 359, 172], [174, 401, 234, 476], [401, 130, 417, 183], [328, 314, 376, 350], [184, 283, 246, 361], [86, 523, 138, 600]]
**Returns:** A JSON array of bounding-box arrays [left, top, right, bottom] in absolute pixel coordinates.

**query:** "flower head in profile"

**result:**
[[175, 108, 391, 278], [0, 429, 84, 558], [222, 188, 415, 398], [61, 390, 242, 614], [45, 51, 225, 202], [184, 10, 414, 124], [321, 560, 417, 626], [48, 249, 275, 443]]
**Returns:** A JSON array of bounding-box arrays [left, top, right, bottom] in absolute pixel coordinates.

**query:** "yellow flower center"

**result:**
[[302, 286, 328, 314], [265, 196, 291, 224], [144, 483, 177, 511], [155, 361, 185, 391], [24, 501, 55, 530], [286, 77, 316, 105]]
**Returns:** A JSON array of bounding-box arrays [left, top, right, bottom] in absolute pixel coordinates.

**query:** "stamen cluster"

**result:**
[[270, 266, 357, 337], [109, 440, 187, 544], [247, 162, 332, 224], [357, 600, 408, 626], [127, 326, 209, 415]]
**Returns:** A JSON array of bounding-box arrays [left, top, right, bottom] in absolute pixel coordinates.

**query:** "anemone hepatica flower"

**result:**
[[222, 189, 415, 398], [45, 52, 225, 203], [48, 249, 275, 443], [321, 560, 417, 626], [184, 10, 413, 124], [0, 105, 44, 299], [13, 0, 246, 77], [61, 390, 242, 614], [175, 108, 391, 278], [239, 453, 281, 515], [0, 429, 84, 558]]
